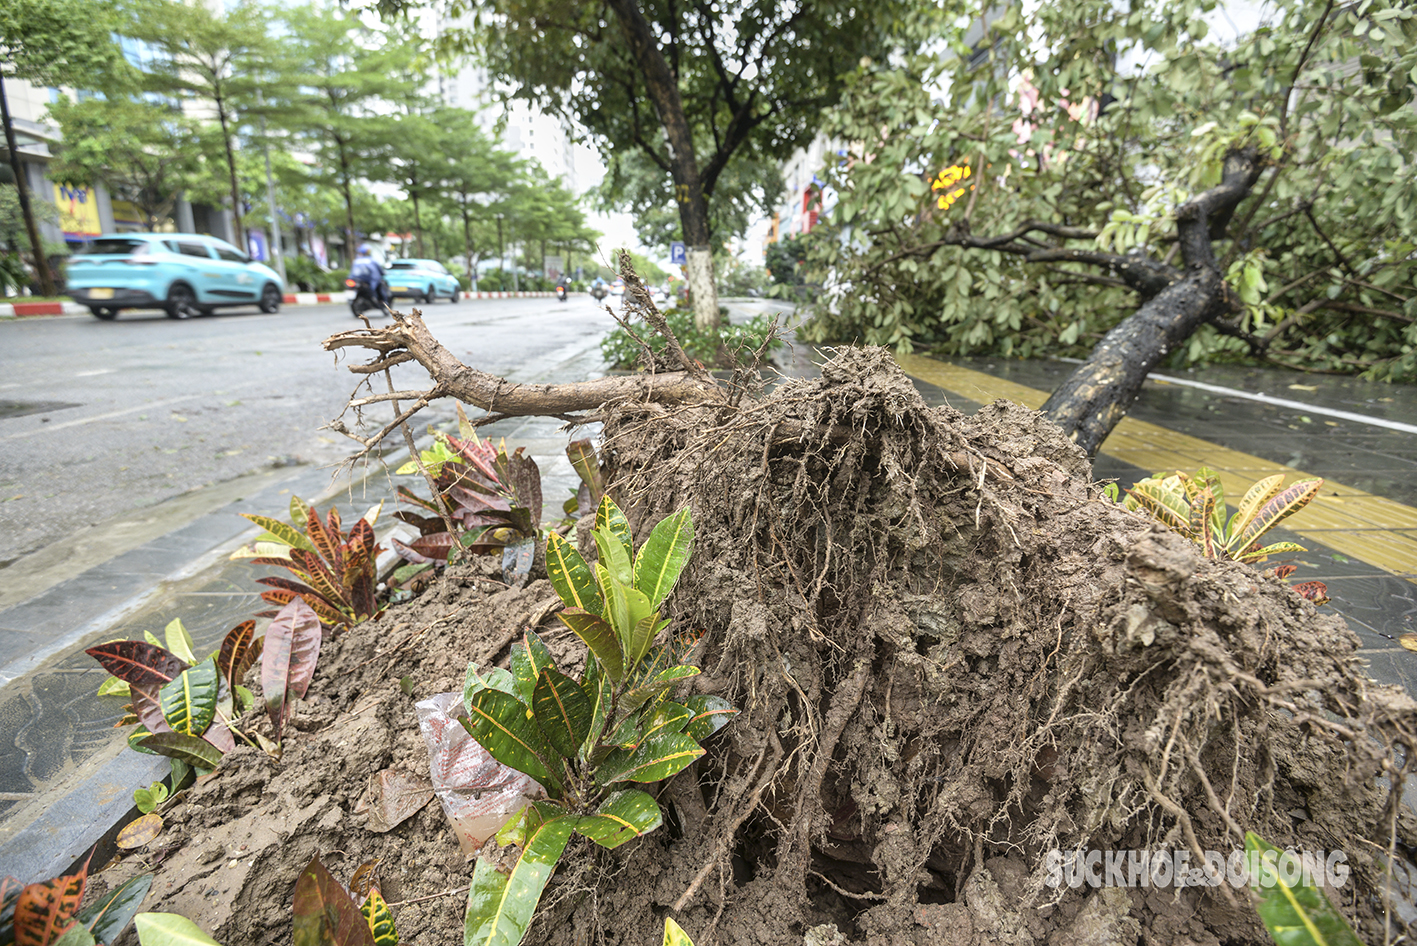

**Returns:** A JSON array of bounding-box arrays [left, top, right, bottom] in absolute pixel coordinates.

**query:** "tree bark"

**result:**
[[216, 92, 244, 248], [0, 76, 57, 297], [1041, 148, 1262, 455], [604, 0, 720, 330]]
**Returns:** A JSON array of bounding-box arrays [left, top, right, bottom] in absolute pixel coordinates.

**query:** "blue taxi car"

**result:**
[[385, 258, 461, 303], [66, 233, 285, 320]]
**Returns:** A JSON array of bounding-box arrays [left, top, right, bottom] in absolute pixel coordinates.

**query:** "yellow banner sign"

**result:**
[[54, 183, 102, 238]]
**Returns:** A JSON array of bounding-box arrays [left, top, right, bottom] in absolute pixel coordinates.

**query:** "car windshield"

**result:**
[[75, 239, 152, 257], [388, 261, 417, 270]]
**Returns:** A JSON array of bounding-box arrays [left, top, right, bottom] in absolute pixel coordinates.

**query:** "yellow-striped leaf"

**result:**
[[597, 731, 705, 785], [238, 514, 315, 552], [574, 789, 662, 849], [1245, 831, 1363, 946], [545, 533, 602, 615], [532, 667, 592, 760], [1125, 481, 1192, 534], [594, 495, 633, 575], [1227, 474, 1286, 541], [158, 659, 218, 738], [684, 695, 737, 742], [1233, 478, 1322, 552], [462, 688, 563, 796], [463, 812, 575, 946], [360, 889, 398, 946], [509, 630, 555, 707], [1236, 541, 1308, 564], [664, 918, 696, 946], [557, 609, 624, 683], [633, 509, 694, 608]]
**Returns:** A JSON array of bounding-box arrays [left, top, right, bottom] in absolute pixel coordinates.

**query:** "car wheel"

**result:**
[[89, 306, 117, 321], [259, 283, 281, 313], [450, 288, 460, 302], [165, 283, 200, 320]]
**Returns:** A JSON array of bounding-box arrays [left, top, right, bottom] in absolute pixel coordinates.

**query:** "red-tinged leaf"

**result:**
[[345, 518, 378, 562], [217, 621, 260, 687], [306, 509, 341, 574], [84, 641, 188, 693], [130, 684, 171, 737], [261, 597, 323, 741], [293, 856, 376, 946], [13, 854, 89, 946], [684, 695, 737, 742], [395, 485, 442, 515], [1271, 564, 1298, 580], [255, 576, 337, 606], [290, 549, 350, 612], [450, 484, 510, 514], [203, 717, 236, 753], [1291, 581, 1331, 606], [391, 535, 448, 565], [596, 732, 705, 785], [258, 587, 347, 628]]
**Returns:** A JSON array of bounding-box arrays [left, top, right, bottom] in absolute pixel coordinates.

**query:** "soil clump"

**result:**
[[98, 347, 1417, 945]]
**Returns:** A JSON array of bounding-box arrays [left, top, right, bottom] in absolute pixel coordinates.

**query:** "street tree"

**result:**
[[276, 3, 423, 259], [436, 117, 522, 289], [387, 106, 448, 259], [0, 0, 124, 295], [375, 0, 921, 330], [125, 0, 273, 248], [48, 94, 201, 231], [799, 0, 1417, 454]]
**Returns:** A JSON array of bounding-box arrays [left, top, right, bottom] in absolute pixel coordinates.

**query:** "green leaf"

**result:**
[[597, 732, 705, 785], [683, 695, 737, 742], [509, 630, 556, 707], [290, 495, 312, 532], [163, 619, 196, 665], [556, 609, 624, 683], [1124, 478, 1192, 533], [53, 925, 95, 946], [581, 656, 612, 763], [77, 873, 152, 946], [462, 689, 563, 796], [1244, 831, 1363, 946], [1237, 541, 1309, 563], [133, 732, 223, 769], [598, 566, 655, 667], [593, 526, 633, 591], [1234, 479, 1323, 551], [632, 508, 694, 608], [464, 662, 518, 716], [622, 665, 701, 715], [594, 495, 633, 578], [624, 613, 667, 670], [159, 659, 218, 738], [641, 702, 693, 741], [463, 813, 576, 946], [292, 855, 375, 946], [531, 667, 592, 760], [132, 913, 224, 945], [133, 782, 168, 815], [574, 789, 662, 849]]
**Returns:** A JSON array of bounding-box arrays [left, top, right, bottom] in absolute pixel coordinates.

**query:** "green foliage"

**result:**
[[600, 304, 782, 369], [662, 918, 695, 946], [133, 781, 169, 815], [1125, 469, 1324, 565], [283, 254, 343, 293], [797, 0, 1417, 380], [86, 615, 259, 770], [0, 0, 126, 88], [460, 497, 734, 946], [134, 913, 223, 946], [764, 234, 810, 287], [1245, 831, 1363, 946], [231, 496, 383, 630]]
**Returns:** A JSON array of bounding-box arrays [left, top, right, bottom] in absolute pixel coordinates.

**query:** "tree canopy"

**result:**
[[798, 0, 1417, 411]]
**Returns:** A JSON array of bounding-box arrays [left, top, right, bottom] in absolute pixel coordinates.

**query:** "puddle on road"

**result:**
[[0, 402, 81, 420]]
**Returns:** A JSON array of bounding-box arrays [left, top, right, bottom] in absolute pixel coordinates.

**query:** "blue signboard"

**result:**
[[670, 241, 686, 266], [247, 230, 269, 262]]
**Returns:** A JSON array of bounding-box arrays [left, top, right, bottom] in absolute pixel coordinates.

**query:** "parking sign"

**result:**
[[670, 241, 686, 265]]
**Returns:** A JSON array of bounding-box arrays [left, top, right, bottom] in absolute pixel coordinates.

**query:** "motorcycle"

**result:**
[[346, 277, 382, 318], [590, 283, 608, 301], [556, 285, 568, 302]]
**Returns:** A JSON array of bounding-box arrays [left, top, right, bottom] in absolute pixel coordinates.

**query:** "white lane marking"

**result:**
[[0, 395, 200, 441], [1145, 372, 1417, 436], [74, 369, 114, 377]]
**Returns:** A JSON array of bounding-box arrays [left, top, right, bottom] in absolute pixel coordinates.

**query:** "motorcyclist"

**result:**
[[349, 245, 389, 306]]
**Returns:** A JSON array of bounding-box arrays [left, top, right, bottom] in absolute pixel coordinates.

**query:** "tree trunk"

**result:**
[[411, 185, 424, 258], [1041, 148, 1262, 455], [604, 0, 720, 330], [0, 76, 56, 297], [216, 94, 244, 248]]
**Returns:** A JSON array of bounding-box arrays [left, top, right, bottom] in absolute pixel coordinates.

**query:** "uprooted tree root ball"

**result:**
[[104, 346, 1417, 946]]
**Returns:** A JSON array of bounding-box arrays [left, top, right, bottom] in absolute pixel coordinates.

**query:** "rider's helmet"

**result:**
[[357, 244, 373, 257]]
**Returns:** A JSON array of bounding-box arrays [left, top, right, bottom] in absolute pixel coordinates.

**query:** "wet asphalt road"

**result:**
[[0, 295, 620, 568]]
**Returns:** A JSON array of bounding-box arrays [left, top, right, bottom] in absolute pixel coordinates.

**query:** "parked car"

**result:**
[[66, 233, 284, 321], [385, 258, 461, 303]]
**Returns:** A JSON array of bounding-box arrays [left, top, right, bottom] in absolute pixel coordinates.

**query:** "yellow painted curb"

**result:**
[[896, 353, 1417, 582]]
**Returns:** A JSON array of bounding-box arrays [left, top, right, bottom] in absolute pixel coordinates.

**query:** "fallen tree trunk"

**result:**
[[1040, 147, 1262, 454]]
